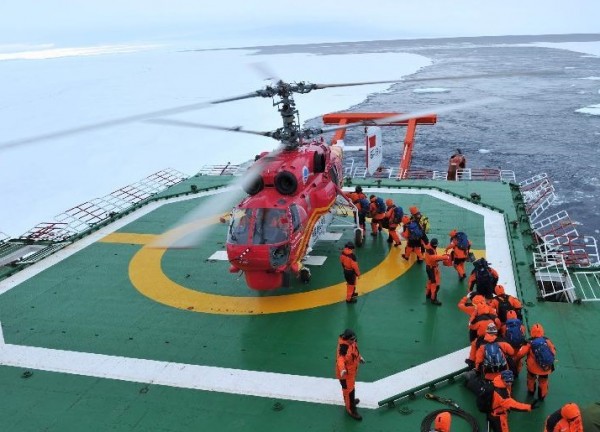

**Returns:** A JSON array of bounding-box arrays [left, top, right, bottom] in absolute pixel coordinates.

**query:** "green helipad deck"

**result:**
[[1, 176, 599, 432]]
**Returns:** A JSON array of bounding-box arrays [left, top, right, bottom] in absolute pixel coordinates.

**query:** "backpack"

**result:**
[[406, 221, 423, 242], [455, 231, 469, 250], [357, 198, 369, 216], [483, 342, 507, 373], [465, 372, 495, 413], [475, 266, 494, 292], [505, 318, 525, 347], [375, 197, 386, 213], [392, 206, 404, 224], [530, 337, 555, 371], [496, 295, 514, 323]]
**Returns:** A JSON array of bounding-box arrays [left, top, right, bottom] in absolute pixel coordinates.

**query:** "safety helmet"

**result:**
[[429, 238, 439, 248], [495, 285, 505, 295], [402, 215, 410, 225], [345, 241, 355, 250], [409, 206, 419, 215], [434, 411, 451, 431], [500, 370, 514, 383], [530, 323, 545, 338], [385, 198, 394, 207], [561, 403, 581, 421], [341, 328, 356, 341], [486, 323, 498, 334], [506, 310, 517, 320], [355, 186, 363, 193], [473, 258, 489, 268], [449, 229, 457, 237]]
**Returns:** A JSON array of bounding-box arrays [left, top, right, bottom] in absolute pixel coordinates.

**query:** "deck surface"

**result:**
[[1, 177, 598, 431]]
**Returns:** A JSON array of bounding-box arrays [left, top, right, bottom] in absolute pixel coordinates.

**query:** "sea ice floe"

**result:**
[[412, 88, 450, 94], [575, 104, 600, 116]]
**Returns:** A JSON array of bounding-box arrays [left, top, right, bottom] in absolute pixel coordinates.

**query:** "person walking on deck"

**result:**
[[340, 241, 360, 304], [410, 206, 430, 246], [424, 238, 447, 305], [474, 323, 514, 381], [384, 198, 403, 246], [487, 370, 536, 432], [445, 229, 471, 280], [468, 258, 499, 299], [336, 329, 365, 421], [490, 285, 523, 323], [401, 215, 424, 262], [368, 195, 386, 237], [516, 323, 556, 401], [544, 403, 583, 432]]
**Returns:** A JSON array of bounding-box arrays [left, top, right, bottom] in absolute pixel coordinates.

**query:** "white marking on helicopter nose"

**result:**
[[208, 251, 229, 260], [319, 233, 343, 241], [302, 256, 327, 266]]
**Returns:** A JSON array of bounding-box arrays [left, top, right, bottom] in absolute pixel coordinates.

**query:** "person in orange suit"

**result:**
[[488, 370, 536, 432], [474, 323, 515, 381], [384, 198, 402, 246], [445, 229, 471, 280], [516, 323, 557, 401], [401, 215, 424, 262], [409, 206, 430, 245], [500, 310, 526, 377], [336, 328, 365, 421], [465, 295, 501, 368], [369, 194, 386, 236], [423, 238, 447, 306], [340, 241, 360, 304], [490, 285, 523, 323], [433, 411, 451, 432], [346, 186, 367, 233], [544, 403, 583, 432]]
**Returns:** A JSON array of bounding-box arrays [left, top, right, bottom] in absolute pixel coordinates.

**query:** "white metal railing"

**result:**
[[532, 252, 578, 302], [17, 169, 189, 241], [571, 271, 600, 301]]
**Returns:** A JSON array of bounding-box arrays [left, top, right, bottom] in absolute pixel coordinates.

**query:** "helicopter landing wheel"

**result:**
[[354, 228, 364, 247], [299, 267, 311, 284]]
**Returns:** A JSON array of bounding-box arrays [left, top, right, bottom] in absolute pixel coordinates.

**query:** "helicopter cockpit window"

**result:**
[[290, 204, 301, 232], [228, 208, 251, 244], [253, 208, 289, 245]]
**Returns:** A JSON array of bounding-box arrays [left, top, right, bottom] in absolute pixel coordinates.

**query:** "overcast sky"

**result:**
[[1, 0, 599, 49]]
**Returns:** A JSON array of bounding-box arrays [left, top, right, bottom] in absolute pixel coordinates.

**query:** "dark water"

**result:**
[[252, 34, 600, 237]]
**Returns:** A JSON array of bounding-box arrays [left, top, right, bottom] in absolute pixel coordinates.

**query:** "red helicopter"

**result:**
[[150, 79, 454, 290]]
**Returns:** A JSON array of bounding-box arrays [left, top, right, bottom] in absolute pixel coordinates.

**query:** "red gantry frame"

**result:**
[[321, 113, 437, 179]]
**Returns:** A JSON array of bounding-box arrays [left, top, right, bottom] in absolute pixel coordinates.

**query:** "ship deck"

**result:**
[[1, 176, 599, 431]]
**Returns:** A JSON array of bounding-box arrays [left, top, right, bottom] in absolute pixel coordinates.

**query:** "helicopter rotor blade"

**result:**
[[313, 70, 558, 89], [146, 118, 274, 138], [318, 96, 503, 135]]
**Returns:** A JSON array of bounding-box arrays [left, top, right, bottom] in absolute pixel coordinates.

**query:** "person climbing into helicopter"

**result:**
[[384, 198, 403, 246], [423, 238, 447, 306], [401, 215, 424, 262], [336, 328, 365, 421], [346, 185, 368, 233], [445, 229, 471, 281], [340, 241, 360, 304], [368, 194, 386, 237], [447, 149, 466, 181]]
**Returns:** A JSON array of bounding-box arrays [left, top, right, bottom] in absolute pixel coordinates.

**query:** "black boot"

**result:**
[[348, 390, 362, 421], [431, 299, 442, 306]]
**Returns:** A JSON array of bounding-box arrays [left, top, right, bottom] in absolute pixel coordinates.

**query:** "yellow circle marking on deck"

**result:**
[[123, 215, 418, 315]]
